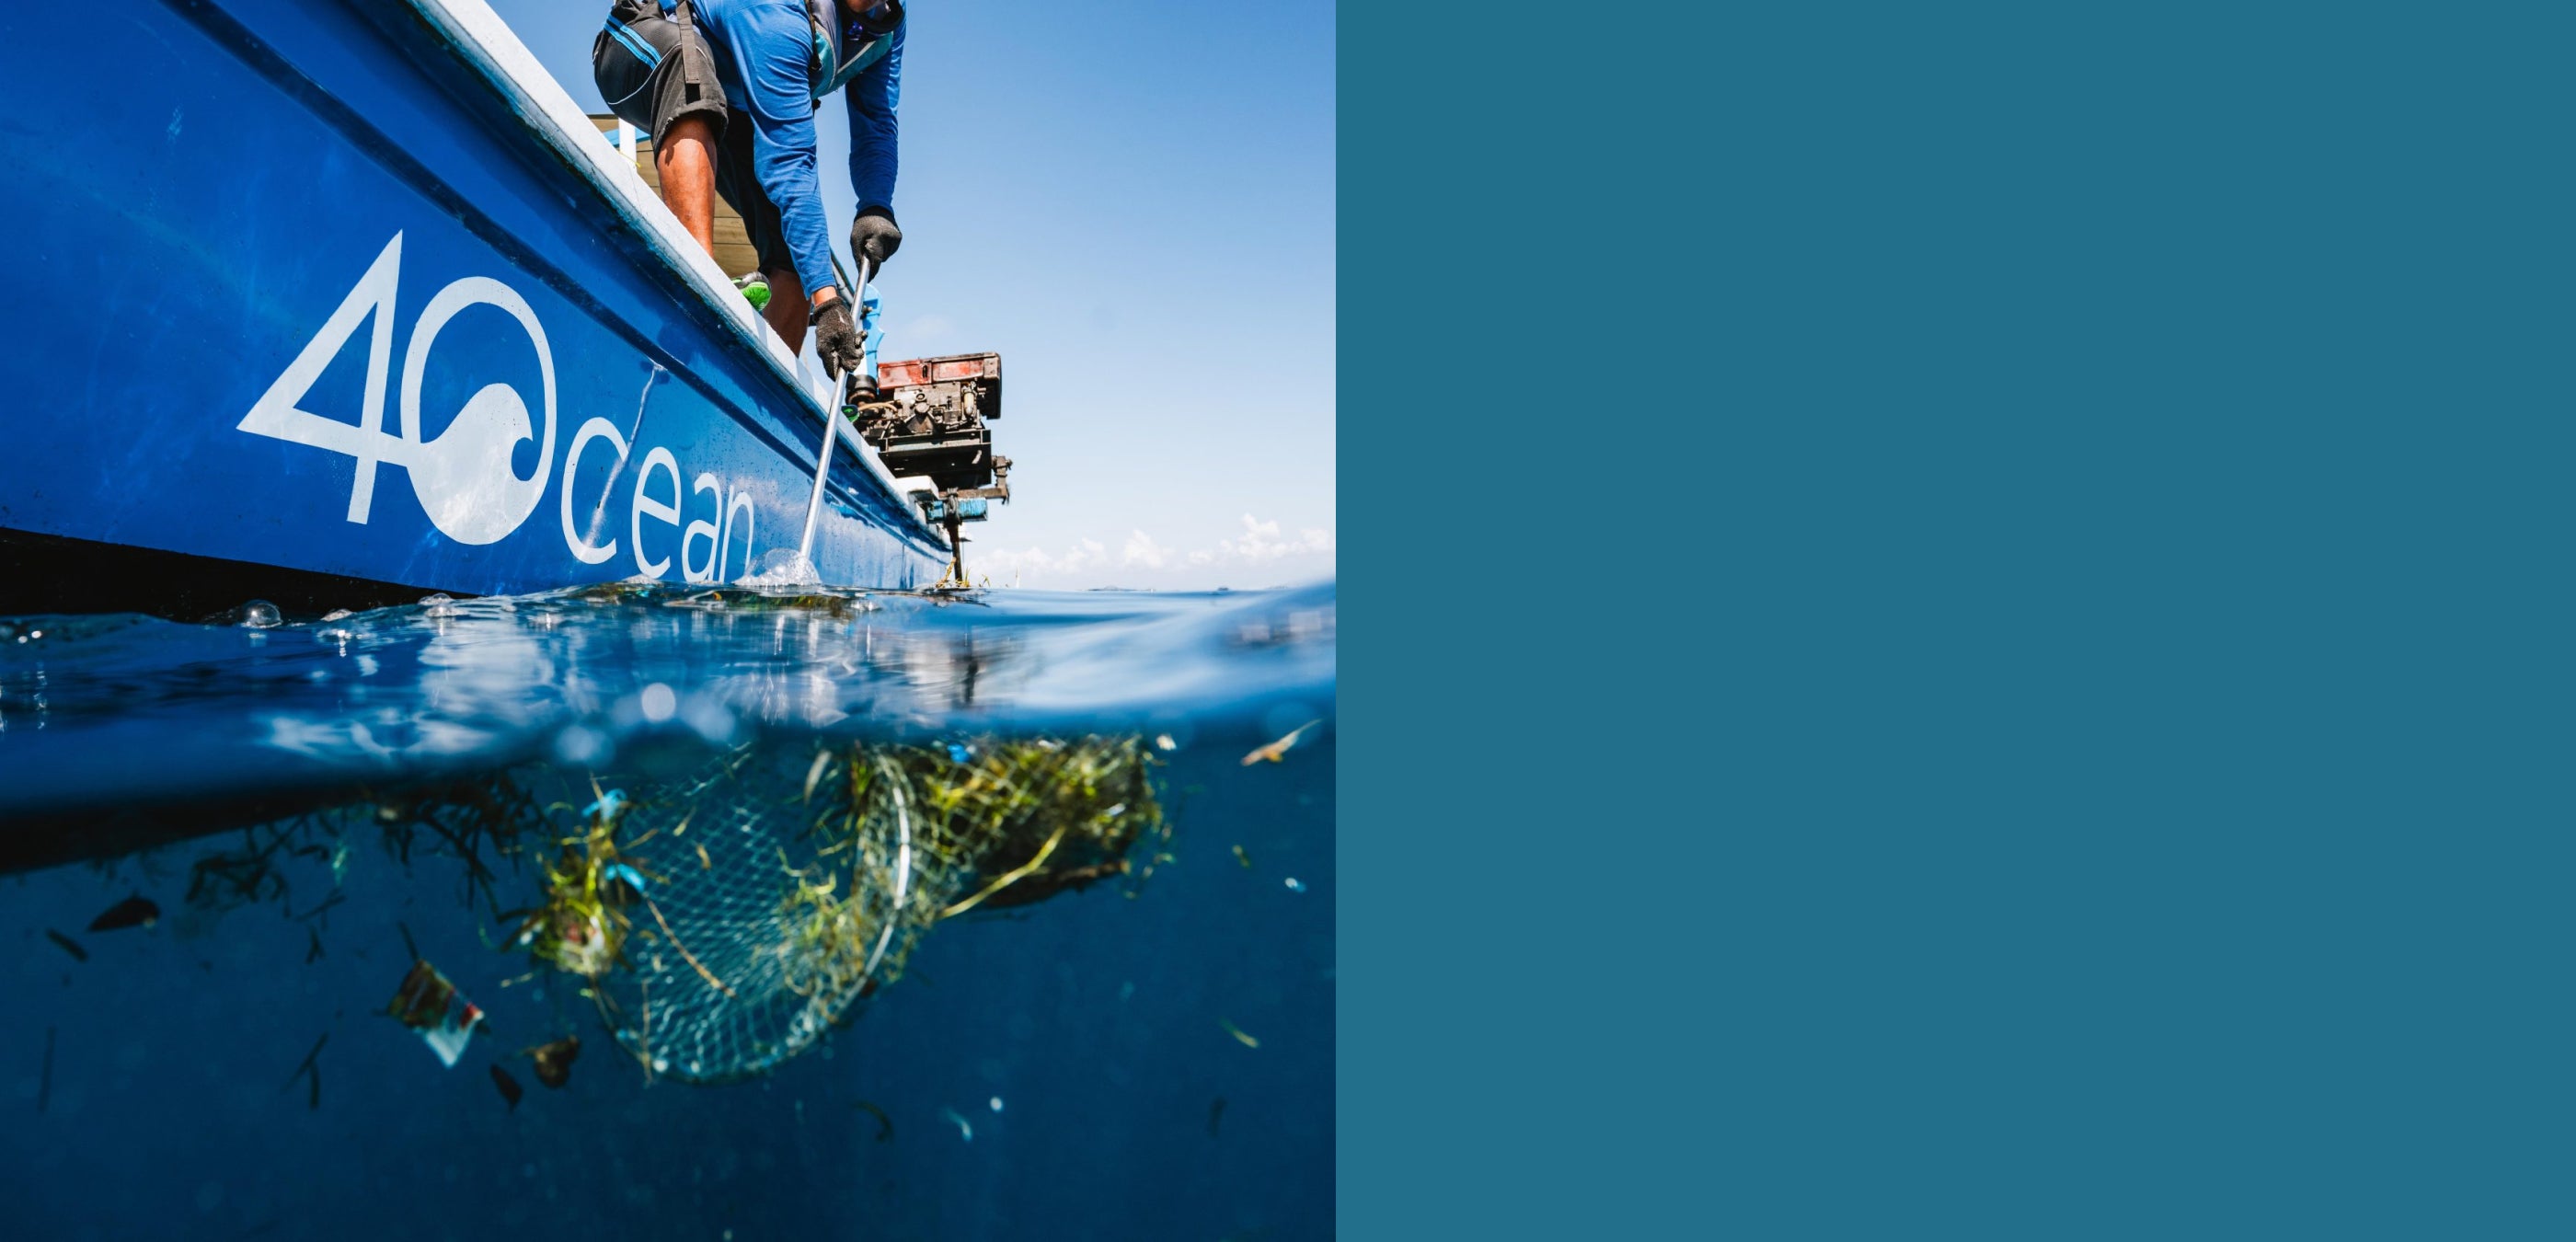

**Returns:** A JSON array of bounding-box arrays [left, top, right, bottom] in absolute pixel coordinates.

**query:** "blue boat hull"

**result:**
[[0, 0, 949, 610]]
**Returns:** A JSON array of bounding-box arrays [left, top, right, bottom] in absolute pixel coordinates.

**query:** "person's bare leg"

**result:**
[[762, 265, 812, 346], [655, 117, 719, 258]]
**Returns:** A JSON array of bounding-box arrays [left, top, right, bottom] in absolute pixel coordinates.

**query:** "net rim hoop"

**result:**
[[858, 753, 914, 983]]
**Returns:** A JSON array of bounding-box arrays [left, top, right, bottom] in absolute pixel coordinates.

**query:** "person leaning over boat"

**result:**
[[593, 0, 907, 392]]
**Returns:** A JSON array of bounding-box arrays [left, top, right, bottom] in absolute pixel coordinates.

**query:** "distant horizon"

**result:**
[[487, 0, 1336, 591]]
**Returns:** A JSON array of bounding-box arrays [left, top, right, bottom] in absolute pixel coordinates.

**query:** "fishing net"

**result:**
[[513, 735, 1164, 1084]]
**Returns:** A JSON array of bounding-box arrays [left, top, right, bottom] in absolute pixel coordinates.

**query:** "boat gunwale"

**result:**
[[397, 0, 942, 548]]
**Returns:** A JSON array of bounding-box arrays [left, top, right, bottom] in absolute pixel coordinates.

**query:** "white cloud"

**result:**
[[1122, 529, 1172, 569], [1218, 513, 1336, 562], [977, 515, 1333, 588], [980, 536, 1108, 581]]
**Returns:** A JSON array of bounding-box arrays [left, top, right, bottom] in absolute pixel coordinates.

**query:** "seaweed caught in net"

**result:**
[[511, 735, 1165, 1084]]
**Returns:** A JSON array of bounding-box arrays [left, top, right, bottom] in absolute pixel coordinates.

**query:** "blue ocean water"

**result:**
[[0, 584, 1334, 1241]]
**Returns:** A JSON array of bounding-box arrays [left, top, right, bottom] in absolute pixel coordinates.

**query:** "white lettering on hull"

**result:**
[[560, 417, 628, 565], [239, 233, 766, 583]]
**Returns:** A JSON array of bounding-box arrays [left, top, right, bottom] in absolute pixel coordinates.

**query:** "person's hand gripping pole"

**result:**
[[813, 255, 876, 388]]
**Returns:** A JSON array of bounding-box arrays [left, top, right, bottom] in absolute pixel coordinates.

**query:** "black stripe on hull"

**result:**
[[0, 527, 437, 623]]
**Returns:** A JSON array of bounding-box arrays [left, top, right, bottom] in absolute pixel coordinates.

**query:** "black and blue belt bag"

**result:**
[[593, 0, 710, 132]]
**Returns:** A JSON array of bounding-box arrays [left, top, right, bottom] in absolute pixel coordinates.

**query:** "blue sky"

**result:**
[[485, 0, 1335, 589]]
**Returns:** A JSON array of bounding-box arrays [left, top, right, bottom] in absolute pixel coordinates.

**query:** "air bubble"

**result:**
[[235, 600, 282, 628]]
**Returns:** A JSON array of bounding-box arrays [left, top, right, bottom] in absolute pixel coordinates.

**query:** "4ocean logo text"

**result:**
[[236, 233, 757, 581]]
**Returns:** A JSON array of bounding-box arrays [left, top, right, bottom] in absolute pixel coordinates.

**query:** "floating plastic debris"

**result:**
[[44, 929, 86, 961], [490, 1064, 523, 1110], [527, 1036, 580, 1088], [940, 1106, 973, 1142], [988, 1096, 1003, 1112], [802, 751, 834, 802], [1232, 845, 1253, 869], [1241, 720, 1321, 766], [87, 895, 160, 932], [1283, 877, 1305, 892], [1218, 1018, 1259, 1049], [602, 862, 650, 897], [386, 960, 483, 1067]]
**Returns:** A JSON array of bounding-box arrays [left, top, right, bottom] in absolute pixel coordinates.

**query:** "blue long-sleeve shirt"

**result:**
[[842, 19, 902, 213], [673, 0, 902, 299]]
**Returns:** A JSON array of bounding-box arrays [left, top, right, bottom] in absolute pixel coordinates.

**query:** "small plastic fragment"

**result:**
[[803, 751, 834, 802], [385, 960, 484, 1067], [528, 1035, 581, 1088], [490, 1064, 523, 1110], [1241, 720, 1321, 766]]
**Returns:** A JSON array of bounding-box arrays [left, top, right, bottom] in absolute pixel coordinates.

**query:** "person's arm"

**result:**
[[844, 21, 903, 213], [721, 2, 843, 307]]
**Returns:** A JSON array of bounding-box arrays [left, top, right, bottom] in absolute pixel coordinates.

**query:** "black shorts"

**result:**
[[593, 1, 796, 282]]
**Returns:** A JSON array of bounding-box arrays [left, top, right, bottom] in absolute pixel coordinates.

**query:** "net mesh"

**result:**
[[515, 735, 1163, 1085]]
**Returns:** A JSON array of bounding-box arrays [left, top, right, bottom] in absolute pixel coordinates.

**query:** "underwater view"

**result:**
[[0, 584, 1334, 1240]]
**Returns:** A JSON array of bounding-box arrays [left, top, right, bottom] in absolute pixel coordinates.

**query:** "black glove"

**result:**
[[851, 205, 903, 269], [811, 297, 867, 380]]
